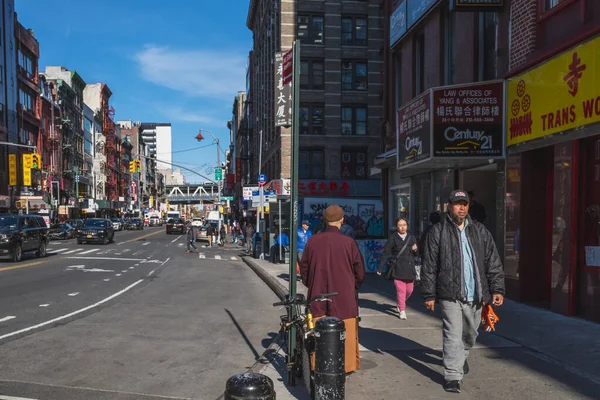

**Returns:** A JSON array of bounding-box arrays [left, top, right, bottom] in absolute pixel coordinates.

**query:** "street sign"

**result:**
[[282, 48, 294, 85], [221, 196, 234, 201], [214, 201, 225, 206], [215, 168, 223, 181], [258, 174, 267, 186]]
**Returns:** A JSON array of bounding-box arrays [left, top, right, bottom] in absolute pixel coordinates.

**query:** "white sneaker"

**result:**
[[399, 310, 407, 320]]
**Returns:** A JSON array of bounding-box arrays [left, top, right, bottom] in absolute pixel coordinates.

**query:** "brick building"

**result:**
[[246, 0, 384, 243], [504, 0, 600, 322]]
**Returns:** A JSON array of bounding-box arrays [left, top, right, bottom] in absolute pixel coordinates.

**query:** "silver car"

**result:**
[[110, 218, 124, 231]]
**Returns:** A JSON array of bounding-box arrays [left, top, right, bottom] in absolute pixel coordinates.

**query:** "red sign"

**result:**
[[235, 158, 242, 183], [226, 174, 235, 190], [298, 181, 350, 197], [282, 48, 293, 85]]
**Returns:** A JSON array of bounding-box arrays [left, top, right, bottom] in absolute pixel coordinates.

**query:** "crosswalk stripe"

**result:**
[[231, 257, 237, 260], [215, 255, 221, 260], [142, 242, 151, 246], [63, 249, 81, 254], [78, 249, 100, 255], [122, 249, 131, 253], [52, 248, 68, 253], [199, 254, 206, 259]]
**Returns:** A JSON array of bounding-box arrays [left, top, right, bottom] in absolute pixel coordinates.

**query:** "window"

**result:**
[[545, 0, 559, 10], [299, 105, 324, 135], [479, 12, 497, 81], [443, 10, 455, 85], [342, 17, 367, 46], [19, 127, 32, 145], [299, 149, 324, 179], [341, 148, 368, 179], [300, 60, 324, 89], [84, 117, 93, 134], [414, 33, 425, 95], [19, 89, 33, 111], [394, 52, 402, 110], [341, 61, 367, 90], [297, 15, 324, 45], [18, 49, 33, 76], [342, 107, 367, 135], [84, 139, 93, 155]]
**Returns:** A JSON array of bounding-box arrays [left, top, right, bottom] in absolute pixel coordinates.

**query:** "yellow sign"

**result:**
[[507, 35, 600, 146], [22, 154, 32, 186], [8, 154, 17, 186], [23, 154, 33, 169]]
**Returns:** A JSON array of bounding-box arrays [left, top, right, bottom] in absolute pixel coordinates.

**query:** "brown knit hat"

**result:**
[[323, 205, 344, 222]]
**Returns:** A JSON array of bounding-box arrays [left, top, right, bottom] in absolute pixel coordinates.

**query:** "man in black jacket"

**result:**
[[421, 190, 505, 393]]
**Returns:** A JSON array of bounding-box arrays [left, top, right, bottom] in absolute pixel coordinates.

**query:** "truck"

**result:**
[[167, 210, 181, 221], [206, 210, 219, 223]]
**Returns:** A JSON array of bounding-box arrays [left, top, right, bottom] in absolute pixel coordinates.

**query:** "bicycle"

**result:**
[[273, 291, 338, 396]]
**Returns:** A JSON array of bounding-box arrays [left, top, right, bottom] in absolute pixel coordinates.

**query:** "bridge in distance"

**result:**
[[165, 183, 220, 203]]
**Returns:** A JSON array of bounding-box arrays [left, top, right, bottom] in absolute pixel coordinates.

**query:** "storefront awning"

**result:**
[[374, 149, 397, 168]]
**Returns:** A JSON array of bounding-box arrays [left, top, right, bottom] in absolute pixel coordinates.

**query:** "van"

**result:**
[[207, 211, 219, 222]]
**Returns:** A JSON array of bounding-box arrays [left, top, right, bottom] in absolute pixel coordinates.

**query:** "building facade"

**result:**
[[504, 0, 600, 322], [247, 0, 384, 248]]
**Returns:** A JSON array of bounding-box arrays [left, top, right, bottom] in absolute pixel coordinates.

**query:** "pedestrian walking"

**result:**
[[421, 189, 505, 393], [297, 220, 312, 261], [299, 205, 365, 374], [206, 224, 214, 248], [376, 217, 418, 320], [245, 223, 255, 254], [185, 224, 199, 254]]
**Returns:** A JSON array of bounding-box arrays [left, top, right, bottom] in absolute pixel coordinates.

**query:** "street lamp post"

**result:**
[[197, 129, 223, 242]]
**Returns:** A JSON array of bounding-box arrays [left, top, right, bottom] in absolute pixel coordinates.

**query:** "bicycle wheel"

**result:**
[[302, 334, 315, 396]]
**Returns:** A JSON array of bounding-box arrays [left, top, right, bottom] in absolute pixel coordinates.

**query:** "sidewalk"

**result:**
[[243, 256, 600, 399]]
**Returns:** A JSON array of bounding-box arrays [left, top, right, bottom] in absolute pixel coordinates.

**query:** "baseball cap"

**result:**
[[301, 220, 310, 226], [448, 190, 470, 204]]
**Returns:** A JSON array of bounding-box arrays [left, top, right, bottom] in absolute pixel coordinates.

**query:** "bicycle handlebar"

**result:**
[[273, 292, 338, 307]]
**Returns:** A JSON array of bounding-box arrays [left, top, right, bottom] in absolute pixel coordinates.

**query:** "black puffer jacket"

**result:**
[[421, 213, 504, 304], [377, 232, 418, 280]]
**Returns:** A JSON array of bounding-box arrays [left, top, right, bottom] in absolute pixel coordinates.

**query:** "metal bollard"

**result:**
[[314, 316, 345, 400], [224, 372, 275, 400]]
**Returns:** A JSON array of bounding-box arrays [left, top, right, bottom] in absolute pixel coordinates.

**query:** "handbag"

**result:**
[[384, 238, 410, 280]]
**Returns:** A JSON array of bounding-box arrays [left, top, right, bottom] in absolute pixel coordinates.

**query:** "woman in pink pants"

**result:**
[[377, 218, 418, 320]]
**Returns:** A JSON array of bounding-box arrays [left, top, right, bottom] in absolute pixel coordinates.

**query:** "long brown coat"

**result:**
[[299, 225, 365, 320]]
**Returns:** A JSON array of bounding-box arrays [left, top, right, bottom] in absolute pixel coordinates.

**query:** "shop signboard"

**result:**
[[450, 0, 504, 12], [432, 81, 504, 157], [390, 0, 407, 47], [507, 35, 600, 146], [274, 52, 293, 127], [407, 0, 438, 27], [397, 90, 431, 168]]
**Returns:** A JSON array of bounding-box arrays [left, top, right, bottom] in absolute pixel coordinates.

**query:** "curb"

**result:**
[[242, 256, 288, 300]]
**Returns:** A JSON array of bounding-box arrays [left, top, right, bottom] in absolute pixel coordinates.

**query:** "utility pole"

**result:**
[[196, 128, 223, 242]]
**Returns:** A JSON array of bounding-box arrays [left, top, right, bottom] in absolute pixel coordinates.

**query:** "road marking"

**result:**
[[0, 316, 16, 323], [133, 250, 143, 256], [0, 279, 144, 342], [142, 241, 151, 246], [83, 268, 114, 273], [178, 243, 184, 246], [103, 279, 110, 282], [0, 261, 45, 273], [122, 230, 163, 244], [199, 253, 206, 259], [78, 248, 100, 255], [129, 266, 134, 269], [121, 270, 127, 273], [215, 255, 221, 260], [52, 248, 68, 253], [231, 257, 237, 260], [65, 265, 86, 270], [65, 257, 147, 262], [134, 263, 140, 266], [148, 257, 170, 277], [68, 292, 79, 297], [39, 304, 50, 307], [171, 235, 182, 243], [63, 249, 81, 254], [122, 249, 131, 253], [0, 396, 40, 400], [115, 274, 122, 276]]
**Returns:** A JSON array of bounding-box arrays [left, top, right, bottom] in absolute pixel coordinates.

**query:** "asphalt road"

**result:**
[[0, 227, 282, 399]]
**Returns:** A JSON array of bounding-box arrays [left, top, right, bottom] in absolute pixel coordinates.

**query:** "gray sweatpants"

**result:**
[[439, 300, 482, 381]]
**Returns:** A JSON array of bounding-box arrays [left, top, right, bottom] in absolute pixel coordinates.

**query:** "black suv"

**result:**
[[78, 218, 115, 245], [0, 214, 49, 262], [166, 218, 185, 234]]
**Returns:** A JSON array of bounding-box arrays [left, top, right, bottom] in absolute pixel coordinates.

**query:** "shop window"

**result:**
[[340, 148, 368, 179], [341, 106, 367, 135], [391, 185, 410, 228], [299, 105, 324, 135], [297, 15, 324, 45], [341, 61, 368, 90], [414, 33, 425, 95], [299, 149, 324, 179], [342, 17, 367, 46], [300, 60, 324, 90]]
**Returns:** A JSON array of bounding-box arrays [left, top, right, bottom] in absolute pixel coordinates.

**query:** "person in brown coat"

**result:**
[[299, 204, 365, 373]]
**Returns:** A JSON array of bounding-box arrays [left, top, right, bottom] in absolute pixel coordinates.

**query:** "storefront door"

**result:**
[[579, 137, 600, 322]]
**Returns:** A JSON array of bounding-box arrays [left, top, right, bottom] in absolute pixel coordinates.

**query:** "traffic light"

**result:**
[[129, 161, 135, 173], [135, 160, 141, 173], [31, 153, 41, 169]]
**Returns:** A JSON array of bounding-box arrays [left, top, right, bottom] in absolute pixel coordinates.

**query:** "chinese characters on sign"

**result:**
[[8, 154, 17, 186], [564, 52, 586, 97], [274, 52, 293, 127], [341, 149, 368, 179], [397, 91, 431, 168], [282, 49, 293, 85], [298, 180, 351, 197], [433, 81, 504, 157]]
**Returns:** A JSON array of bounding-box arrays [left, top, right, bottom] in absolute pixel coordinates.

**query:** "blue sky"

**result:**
[[15, 0, 251, 184]]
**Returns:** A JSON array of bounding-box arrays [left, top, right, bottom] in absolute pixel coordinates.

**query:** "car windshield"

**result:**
[[0, 216, 18, 228], [110, 218, 120, 222], [131, 218, 141, 223], [84, 219, 106, 228]]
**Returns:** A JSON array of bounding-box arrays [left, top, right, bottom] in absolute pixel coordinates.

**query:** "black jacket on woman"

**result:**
[[377, 232, 418, 280]]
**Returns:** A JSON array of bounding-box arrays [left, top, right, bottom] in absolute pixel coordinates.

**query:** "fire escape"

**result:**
[[119, 137, 131, 201], [103, 103, 118, 202]]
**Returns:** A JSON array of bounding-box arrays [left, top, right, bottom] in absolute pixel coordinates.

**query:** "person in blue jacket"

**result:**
[[271, 228, 290, 264], [297, 220, 312, 261]]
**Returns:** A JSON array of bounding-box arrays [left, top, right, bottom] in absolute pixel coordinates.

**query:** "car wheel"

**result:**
[[12, 243, 23, 262], [36, 241, 47, 258], [77, 239, 83, 244]]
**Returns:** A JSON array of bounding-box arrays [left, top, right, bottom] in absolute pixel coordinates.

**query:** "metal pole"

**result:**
[[257, 129, 263, 258], [278, 199, 282, 263], [216, 138, 222, 245]]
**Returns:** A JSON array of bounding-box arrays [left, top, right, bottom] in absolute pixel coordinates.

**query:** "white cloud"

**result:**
[[135, 45, 247, 99], [161, 104, 224, 126]]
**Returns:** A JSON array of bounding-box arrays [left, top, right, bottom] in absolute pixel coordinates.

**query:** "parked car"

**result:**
[[49, 223, 77, 240], [195, 222, 217, 242], [0, 214, 49, 262], [126, 218, 144, 230], [66, 219, 84, 233], [149, 217, 162, 226], [110, 218, 124, 231], [78, 218, 115, 245], [166, 218, 185, 234]]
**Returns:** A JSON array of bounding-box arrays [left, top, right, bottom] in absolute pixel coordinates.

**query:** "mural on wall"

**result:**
[[357, 239, 387, 273], [303, 197, 384, 238]]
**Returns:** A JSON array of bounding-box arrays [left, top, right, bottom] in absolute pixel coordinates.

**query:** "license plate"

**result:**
[[87, 235, 92, 238]]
